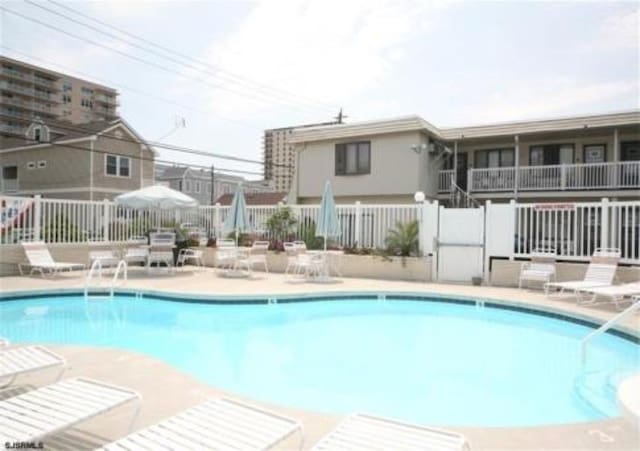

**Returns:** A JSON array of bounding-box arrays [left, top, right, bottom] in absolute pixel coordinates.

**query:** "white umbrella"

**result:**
[[114, 185, 198, 210]]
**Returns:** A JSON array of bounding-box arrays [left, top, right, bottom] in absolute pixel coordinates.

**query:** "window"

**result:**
[[178, 180, 183, 191], [474, 148, 514, 168], [81, 87, 94, 95], [529, 144, 574, 166], [335, 141, 370, 175], [62, 94, 71, 104], [185, 180, 192, 192], [194, 180, 201, 193], [34, 128, 41, 142], [2, 166, 18, 191], [583, 144, 606, 164], [27, 162, 36, 170], [63, 82, 72, 92], [105, 155, 130, 177], [206, 182, 211, 193], [37, 160, 46, 168], [621, 141, 640, 161], [81, 98, 93, 109]]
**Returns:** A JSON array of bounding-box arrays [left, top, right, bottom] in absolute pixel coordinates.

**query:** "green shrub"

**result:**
[[299, 218, 324, 250], [266, 207, 297, 241], [385, 220, 419, 258]]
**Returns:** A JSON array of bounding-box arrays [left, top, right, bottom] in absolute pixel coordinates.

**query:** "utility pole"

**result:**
[[210, 164, 215, 205], [334, 108, 348, 124]]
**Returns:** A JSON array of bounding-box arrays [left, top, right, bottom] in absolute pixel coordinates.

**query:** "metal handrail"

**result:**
[[84, 259, 103, 300], [449, 177, 480, 208], [581, 300, 640, 363], [111, 260, 128, 297]]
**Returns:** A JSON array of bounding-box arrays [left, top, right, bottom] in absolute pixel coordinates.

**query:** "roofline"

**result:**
[[289, 110, 640, 143], [0, 135, 96, 153]]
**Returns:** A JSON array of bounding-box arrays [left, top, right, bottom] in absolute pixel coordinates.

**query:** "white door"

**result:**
[[436, 206, 485, 282]]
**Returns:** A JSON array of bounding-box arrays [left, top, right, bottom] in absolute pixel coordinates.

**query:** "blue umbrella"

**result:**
[[316, 181, 340, 251], [223, 184, 251, 245]]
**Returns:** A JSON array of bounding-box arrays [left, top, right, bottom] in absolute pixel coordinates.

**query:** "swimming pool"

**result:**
[[1, 293, 638, 427]]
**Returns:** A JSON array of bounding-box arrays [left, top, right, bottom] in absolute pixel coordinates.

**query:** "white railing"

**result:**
[[438, 170, 454, 193], [460, 161, 640, 193], [514, 199, 639, 263], [0, 195, 419, 250]]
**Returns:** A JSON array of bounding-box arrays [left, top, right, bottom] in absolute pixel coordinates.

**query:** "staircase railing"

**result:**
[[581, 300, 640, 363], [449, 177, 480, 208], [110, 260, 128, 297]]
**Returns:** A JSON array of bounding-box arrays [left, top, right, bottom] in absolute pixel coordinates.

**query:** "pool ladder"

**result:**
[[580, 301, 640, 364], [84, 259, 127, 300]]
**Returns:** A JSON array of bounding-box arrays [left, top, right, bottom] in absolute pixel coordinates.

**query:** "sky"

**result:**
[[1, 0, 638, 179]]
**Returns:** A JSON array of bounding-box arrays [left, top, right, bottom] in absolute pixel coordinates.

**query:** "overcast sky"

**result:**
[[2, 0, 638, 178]]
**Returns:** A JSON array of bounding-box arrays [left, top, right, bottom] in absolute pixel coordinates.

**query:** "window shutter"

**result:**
[[335, 144, 346, 175]]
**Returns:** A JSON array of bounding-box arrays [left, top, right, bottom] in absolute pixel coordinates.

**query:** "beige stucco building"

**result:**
[[0, 117, 154, 200], [1, 56, 118, 136], [289, 111, 640, 204]]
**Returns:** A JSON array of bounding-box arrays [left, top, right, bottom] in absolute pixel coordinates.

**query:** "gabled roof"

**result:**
[[215, 191, 288, 206], [289, 110, 640, 143], [0, 117, 151, 151]]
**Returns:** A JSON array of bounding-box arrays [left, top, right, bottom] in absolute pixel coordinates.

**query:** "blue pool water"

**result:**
[[0, 294, 638, 427]]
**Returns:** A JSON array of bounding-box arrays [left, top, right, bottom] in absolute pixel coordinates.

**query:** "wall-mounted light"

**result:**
[[411, 143, 428, 154], [414, 191, 426, 203]]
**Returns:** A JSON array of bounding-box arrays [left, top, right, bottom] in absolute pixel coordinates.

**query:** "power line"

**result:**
[[0, 45, 263, 131], [43, 0, 339, 113], [7, 0, 332, 116], [0, 114, 295, 170], [1, 5, 329, 116], [2, 132, 265, 177]]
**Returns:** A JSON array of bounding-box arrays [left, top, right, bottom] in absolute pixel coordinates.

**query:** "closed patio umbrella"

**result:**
[[223, 184, 251, 246], [316, 181, 340, 251]]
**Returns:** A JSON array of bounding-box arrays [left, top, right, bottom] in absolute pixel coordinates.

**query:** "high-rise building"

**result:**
[[0, 56, 119, 136], [263, 121, 339, 192]]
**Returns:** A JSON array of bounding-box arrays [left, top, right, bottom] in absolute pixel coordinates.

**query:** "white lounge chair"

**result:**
[[147, 232, 176, 273], [19, 241, 85, 277], [519, 250, 556, 289], [545, 248, 620, 298], [88, 241, 120, 268], [234, 240, 270, 274], [0, 345, 66, 388], [0, 378, 141, 442], [312, 413, 470, 451], [97, 397, 303, 451], [576, 282, 640, 309]]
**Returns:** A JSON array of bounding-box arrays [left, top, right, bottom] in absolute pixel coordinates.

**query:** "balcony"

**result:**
[[438, 161, 640, 193], [0, 68, 57, 89]]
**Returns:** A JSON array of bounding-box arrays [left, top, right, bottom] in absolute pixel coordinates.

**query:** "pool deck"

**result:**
[[1, 268, 639, 450]]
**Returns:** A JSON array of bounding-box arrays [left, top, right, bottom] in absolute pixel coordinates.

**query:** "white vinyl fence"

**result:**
[[1, 194, 638, 264], [0, 195, 418, 250]]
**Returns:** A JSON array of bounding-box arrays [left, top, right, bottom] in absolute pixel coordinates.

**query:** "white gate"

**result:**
[[435, 206, 485, 282]]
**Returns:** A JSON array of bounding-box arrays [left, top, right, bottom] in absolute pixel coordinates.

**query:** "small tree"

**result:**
[[266, 206, 297, 241], [385, 220, 419, 258]]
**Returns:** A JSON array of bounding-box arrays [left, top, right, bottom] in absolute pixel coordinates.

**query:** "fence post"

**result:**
[[600, 197, 609, 250], [354, 201, 361, 248], [102, 199, 110, 242], [214, 202, 221, 239], [509, 199, 516, 261], [467, 169, 473, 192], [33, 195, 41, 242], [560, 165, 567, 190]]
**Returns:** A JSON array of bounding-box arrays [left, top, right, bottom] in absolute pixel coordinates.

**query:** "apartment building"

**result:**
[[0, 117, 154, 200], [156, 164, 274, 205], [288, 111, 640, 204], [263, 120, 339, 191], [0, 56, 119, 136]]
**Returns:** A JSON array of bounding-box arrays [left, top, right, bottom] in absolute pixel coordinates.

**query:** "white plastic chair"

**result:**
[[177, 248, 204, 268], [97, 397, 303, 451], [88, 241, 119, 268], [215, 238, 238, 271], [519, 249, 556, 289], [545, 248, 621, 298], [19, 242, 85, 277], [234, 240, 270, 274]]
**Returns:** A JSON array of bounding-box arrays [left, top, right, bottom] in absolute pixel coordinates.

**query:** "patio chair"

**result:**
[[0, 377, 141, 442], [215, 238, 237, 271], [0, 345, 66, 388], [97, 397, 303, 451], [312, 413, 469, 451], [234, 240, 270, 274], [88, 241, 119, 268], [177, 248, 205, 268], [519, 249, 556, 289], [147, 232, 176, 273], [292, 253, 324, 279], [576, 281, 640, 309], [124, 246, 149, 267], [545, 248, 620, 297], [19, 241, 85, 277]]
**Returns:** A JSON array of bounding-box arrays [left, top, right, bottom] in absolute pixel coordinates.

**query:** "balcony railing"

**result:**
[[0, 68, 57, 89], [438, 161, 640, 193]]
